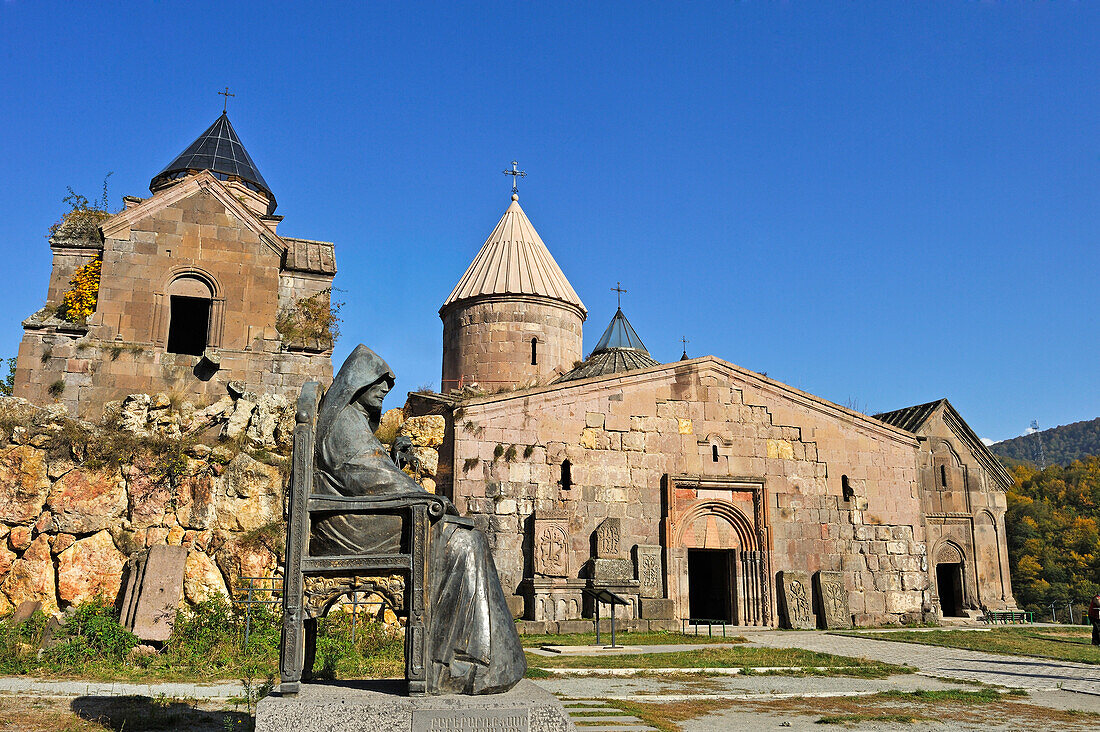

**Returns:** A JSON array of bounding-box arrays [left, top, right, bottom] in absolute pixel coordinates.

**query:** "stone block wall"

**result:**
[[428, 357, 934, 626], [14, 174, 334, 420], [440, 296, 583, 391]]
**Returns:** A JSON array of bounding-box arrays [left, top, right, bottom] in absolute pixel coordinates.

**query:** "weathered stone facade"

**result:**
[[441, 297, 583, 391], [408, 357, 1016, 629], [15, 115, 335, 420]]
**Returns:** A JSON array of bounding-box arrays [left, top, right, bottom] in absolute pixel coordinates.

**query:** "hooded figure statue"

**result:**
[[310, 345, 526, 694]]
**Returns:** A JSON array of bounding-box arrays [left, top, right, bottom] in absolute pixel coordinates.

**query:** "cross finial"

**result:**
[[611, 282, 627, 309], [219, 87, 235, 113], [681, 336, 690, 360], [503, 160, 526, 196]]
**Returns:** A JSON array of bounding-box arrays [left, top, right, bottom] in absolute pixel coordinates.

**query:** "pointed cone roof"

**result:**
[[554, 307, 659, 383], [441, 194, 586, 315], [150, 112, 275, 205], [593, 307, 649, 352]]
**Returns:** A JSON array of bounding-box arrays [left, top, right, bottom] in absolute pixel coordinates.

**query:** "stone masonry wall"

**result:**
[[441, 297, 583, 391], [439, 357, 932, 626], [14, 181, 333, 419]]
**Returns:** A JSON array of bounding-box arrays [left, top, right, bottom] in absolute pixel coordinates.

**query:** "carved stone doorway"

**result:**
[[936, 562, 964, 617], [688, 549, 733, 623]]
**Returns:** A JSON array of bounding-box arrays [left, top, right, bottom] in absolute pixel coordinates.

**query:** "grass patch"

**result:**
[[526, 646, 906, 677], [0, 597, 402, 683], [845, 625, 1100, 665], [521, 630, 747, 647]]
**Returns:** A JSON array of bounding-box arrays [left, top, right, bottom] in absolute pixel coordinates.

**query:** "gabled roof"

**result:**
[[874, 399, 1013, 490], [874, 399, 943, 433], [102, 170, 285, 259], [555, 308, 659, 383], [441, 194, 586, 316], [150, 113, 275, 207]]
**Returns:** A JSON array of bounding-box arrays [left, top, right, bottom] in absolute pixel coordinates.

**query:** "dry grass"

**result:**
[[602, 689, 1100, 731]]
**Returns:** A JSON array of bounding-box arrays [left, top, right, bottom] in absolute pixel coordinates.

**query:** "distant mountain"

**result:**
[[991, 417, 1100, 467]]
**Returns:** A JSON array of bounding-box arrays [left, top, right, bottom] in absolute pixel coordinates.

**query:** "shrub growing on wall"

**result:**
[[58, 257, 102, 322]]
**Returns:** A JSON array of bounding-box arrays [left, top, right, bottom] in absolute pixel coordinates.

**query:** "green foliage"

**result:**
[[0, 596, 403, 684], [275, 288, 343, 349], [993, 417, 1100, 467], [44, 597, 139, 665], [47, 379, 65, 398], [0, 357, 14, 397], [523, 444, 535, 458], [1007, 456, 1100, 610], [504, 444, 517, 462], [493, 443, 504, 460]]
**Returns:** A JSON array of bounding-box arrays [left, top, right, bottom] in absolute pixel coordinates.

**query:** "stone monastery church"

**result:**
[[410, 190, 1017, 630], [12, 111, 1014, 629], [13, 112, 336, 417]]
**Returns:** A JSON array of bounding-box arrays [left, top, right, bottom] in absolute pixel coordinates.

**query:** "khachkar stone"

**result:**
[[633, 545, 663, 598], [776, 570, 816, 629], [119, 545, 187, 642], [533, 512, 569, 578], [594, 517, 623, 558], [814, 570, 852, 629]]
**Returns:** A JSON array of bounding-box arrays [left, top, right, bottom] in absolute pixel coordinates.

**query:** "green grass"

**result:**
[[520, 630, 747, 647], [0, 597, 403, 683], [526, 645, 908, 677], [845, 625, 1100, 665], [876, 689, 1027, 703]]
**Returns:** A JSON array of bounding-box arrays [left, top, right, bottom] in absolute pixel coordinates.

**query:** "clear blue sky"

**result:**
[[1, 2, 1097, 443]]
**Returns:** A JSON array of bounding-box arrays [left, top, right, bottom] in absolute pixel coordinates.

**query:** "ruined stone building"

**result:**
[[408, 191, 1016, 630], [14, 112, 336, 419]]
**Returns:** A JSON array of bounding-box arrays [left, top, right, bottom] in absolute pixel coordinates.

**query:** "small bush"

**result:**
[[504, 445, 517, 462], [523, 444, 535, 458], [47, 380, 65, 398], [45, 597, 139, 665], [276, 288, 343, 349]]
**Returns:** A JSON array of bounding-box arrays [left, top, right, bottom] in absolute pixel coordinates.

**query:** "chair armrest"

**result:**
[[308, 492, 448, 519]]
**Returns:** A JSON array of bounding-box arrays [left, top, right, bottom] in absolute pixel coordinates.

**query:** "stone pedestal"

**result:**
[[256, 680, 574, 732]]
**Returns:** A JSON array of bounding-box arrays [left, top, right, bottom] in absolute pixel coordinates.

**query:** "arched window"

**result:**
[[940, 464, 948, 489], [842, 475, 854, 501], [560, 459, 572, 490], [166, 276, 213, 356], [531, 338, 538, 366], [712, 444, 719, 463]]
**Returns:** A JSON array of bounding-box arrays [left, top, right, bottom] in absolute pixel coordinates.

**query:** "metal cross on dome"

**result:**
[[503, 160, 526, 195], [611, 282, 627, 308], [219, 87, 235, 113]]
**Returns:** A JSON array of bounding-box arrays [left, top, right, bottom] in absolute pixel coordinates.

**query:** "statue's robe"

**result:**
[[310, 345, 525, 695]]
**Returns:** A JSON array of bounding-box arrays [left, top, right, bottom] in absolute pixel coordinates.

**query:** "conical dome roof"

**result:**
[[554, 307, 659, 383], [150, 112, 275, 207], [441, 195, 586, 315]]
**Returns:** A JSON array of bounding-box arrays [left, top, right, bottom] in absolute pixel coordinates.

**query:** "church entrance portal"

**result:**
[[167, 295, 211, 356], [936, 562, 964, 617], [687, 549, 733, 623]]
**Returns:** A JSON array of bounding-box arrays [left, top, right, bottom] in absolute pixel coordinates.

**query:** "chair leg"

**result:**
[[302, 617, 318, 682], [279, 610, 305, 695]]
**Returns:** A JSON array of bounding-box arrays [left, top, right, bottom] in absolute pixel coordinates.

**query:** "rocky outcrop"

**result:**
[[0, 397, 290, 615], [398, 415, 445, 448], [56, 530, 126, 605]]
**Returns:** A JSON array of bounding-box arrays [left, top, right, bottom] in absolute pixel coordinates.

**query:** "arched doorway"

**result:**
[[676, 501, 763, 626], [934, 542, 966, 617]]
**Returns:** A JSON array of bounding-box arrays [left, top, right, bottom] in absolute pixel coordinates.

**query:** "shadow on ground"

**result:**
[[71, 695, 249, 731]]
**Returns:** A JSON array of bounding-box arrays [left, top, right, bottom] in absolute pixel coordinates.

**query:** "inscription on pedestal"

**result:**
[[412, 708, 529, 731]]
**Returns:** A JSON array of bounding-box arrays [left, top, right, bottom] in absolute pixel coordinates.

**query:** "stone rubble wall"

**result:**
[[0, 397, 441, 620]]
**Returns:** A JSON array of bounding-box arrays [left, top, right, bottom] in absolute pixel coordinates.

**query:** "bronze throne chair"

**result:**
[[278, 381, 448, 695]]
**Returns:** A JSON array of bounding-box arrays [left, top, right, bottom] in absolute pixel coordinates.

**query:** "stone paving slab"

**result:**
[[743, 630, 1100, 695]]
